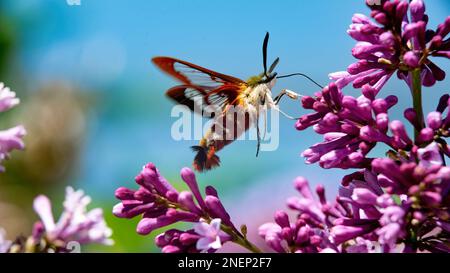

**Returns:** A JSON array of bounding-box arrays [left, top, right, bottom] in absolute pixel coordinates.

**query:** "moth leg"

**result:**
[[272, 89, 301, 120], [262, 107, 267, 142], [261, 94, 269, 141], [256, 110, 261, 157], [273, 107, 297, 120], [274, 89, 301, 105]]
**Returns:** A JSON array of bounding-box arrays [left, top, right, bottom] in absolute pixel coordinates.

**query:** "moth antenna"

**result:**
[[277, 73, 324, 89], [268, 57, 280, 74], [262, 32, 270, 77]]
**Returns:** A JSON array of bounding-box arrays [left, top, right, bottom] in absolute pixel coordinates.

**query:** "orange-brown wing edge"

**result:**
[[152, 56, 246, 86]]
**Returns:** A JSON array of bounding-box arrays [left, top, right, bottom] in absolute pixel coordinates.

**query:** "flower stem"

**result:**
[[159, 197, 262, 253], [221, 225, 262, 253], [232, 235, 263, 253], [410, 69, 424, 141]]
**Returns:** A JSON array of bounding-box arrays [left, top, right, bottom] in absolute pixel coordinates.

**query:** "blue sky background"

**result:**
[[1, 0, 449, 252]]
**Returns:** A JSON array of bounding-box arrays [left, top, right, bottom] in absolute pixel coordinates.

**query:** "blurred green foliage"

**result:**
[[0, 10, 15, 77]]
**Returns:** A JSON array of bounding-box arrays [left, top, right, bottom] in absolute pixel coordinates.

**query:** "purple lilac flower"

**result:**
[[359, 97, 450, 157], [259, 177, 347, 253], [261, 156, 449, 253], [298, 82, 450, 170], [332, 0, 450, 92], [264, 0, 449, 254], [194, 219, 224, 252], [380, 95, 450, 155], [335, 154, 450, 252], [33, 187, 113, 251], [0, 82, 20, 111], [345, 237, 381, 253], [337, 171, 407, 252], [0, 228, 12, 253], [0, 82, 26, 172], [403, 94, 450, 154], [114, 163, 241, 253], [155, 219, 231, 253], [297, 82, 400, 169], [376, 206, 406, 249], [113, 164, 236, 234], [417, 142, 442, 168], [156, 229, 200, 253], [0, 125, 26, 172]]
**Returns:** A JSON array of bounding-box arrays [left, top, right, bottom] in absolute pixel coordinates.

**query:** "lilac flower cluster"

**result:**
[[260, 144, 449, 253], [297, 86, 450, 170], [0, 82, 26, 172], [113, 163, 253, 253], [33, 187, 113, 249], [155, 219, 230, 253], [339, 151, 449, 252], [334, 0, 450, 92], [297, 0, 450, 171], [407, 94, 450, 150], [259, 177, 342, 253], [269, 0, 449, 253], [3, 187, 113, 253], [297, 82, 398, 169]]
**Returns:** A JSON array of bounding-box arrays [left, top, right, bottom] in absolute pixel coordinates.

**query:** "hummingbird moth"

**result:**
[[153, 33, 307, 172]]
